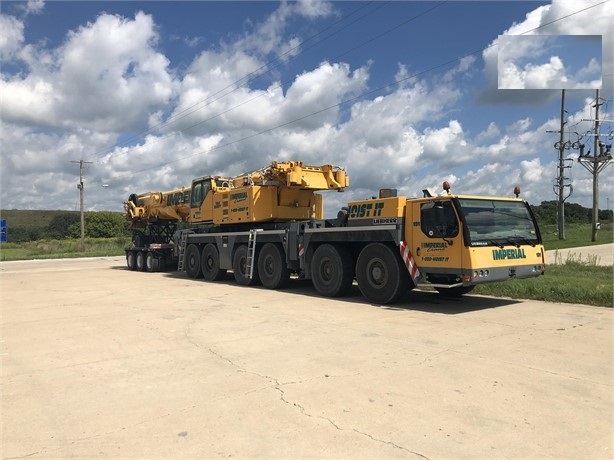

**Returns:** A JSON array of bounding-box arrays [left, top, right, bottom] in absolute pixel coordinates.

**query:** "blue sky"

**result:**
[[1, 0, 612, 215]]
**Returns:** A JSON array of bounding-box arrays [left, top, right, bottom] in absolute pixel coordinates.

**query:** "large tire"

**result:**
[[126, 251, 136, 270], [146, 252, 157, 272], [356, 243, 409, 304], [201, 243, 226, 281], [136, 251, 146, 272], [435, 285, 475, 297], [311, 244, 353, 297], [232, 245, 260, 286], [258, 243, 290, 289], [185, 244, 203, 278]]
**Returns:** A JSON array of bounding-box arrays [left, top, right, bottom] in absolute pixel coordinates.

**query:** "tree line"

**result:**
[[1, 201, 612, 243], [4, 211, 130, 243], [530, 200, 613, 225]]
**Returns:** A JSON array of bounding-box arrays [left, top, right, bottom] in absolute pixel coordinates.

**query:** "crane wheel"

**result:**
[[201, 243, 227, 281], [126, 252, 137, 270], [146, 252, 160, 272], [232, 245, 260, 286], [185, 244, 203, 278], [136, 251, 146, 272], [356, 243, 409, 305], [311, 244, 353, 297], [258, 243, 290, 289]]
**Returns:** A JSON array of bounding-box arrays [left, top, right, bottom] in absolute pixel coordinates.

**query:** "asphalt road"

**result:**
[[1, 256, 612, 459]]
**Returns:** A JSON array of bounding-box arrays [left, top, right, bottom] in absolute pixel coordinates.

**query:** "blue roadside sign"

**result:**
[[1, 219, 7, 242]]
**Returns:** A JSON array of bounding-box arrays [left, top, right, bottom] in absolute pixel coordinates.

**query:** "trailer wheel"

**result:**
[[201, 243, 226, 281], [185, 244, 203, 278], [312, 244, 353, 297], [258, 243, 290, 289], [136, 251, 146, 272], [356, 243, 409, 304], [126, 252, 136, 270], [435, 285, 475, 297], [232, 245, 260, 286], [146, 252, 160, 272]]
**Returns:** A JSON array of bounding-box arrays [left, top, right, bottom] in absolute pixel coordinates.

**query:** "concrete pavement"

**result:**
[[1, 257, 612, 459], [545, 243, 613, 266]]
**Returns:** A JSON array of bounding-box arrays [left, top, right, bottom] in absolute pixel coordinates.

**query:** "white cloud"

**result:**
[[480, 0, 612, 103], [476, 122, 501, 142], [523, 55, 568, 88], [25, 0, 45, 15], [0, 14, 25, 60], [0, 0, 611, 215], [1, 11, 176, 133], [232, 0, 335, 61], [423, 120, 466, 161]]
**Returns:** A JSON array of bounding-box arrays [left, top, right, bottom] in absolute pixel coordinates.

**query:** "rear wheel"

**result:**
[[201, 243, 226, 281], [232, 244, 260, 286], [136, 251, 146, 272], [311, 244, 353, 297], [146, 252, 158, 272], [356, 243, 409, 304], [126, 252, 136, 270], [185, 244, 202, 278], [258, 243, 290, 289]]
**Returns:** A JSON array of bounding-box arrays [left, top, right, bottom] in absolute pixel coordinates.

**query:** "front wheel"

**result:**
[[356, 243, 409, 305], [311, 244, 353, 297], [258, 243, 290, 289], [201, 243, 226, 281]]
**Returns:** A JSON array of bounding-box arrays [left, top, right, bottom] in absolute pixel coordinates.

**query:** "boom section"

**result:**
[[124, 187, 191, 227]]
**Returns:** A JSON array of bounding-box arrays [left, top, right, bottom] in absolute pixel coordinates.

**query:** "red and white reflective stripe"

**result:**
[[400, 241, 421, 283], [298, 243, 305, 257]]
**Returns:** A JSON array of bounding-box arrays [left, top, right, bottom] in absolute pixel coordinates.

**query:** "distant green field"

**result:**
[[540, 222, 613, 250], [0, 237, 130, 261], [0, 209, 80, 228]]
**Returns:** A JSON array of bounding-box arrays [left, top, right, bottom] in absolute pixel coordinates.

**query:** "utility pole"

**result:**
[[592, 89, 600, 242], [557, 90, 566, 240], [71, 160, 93, 252], [547, 90, 573, 240], [578, 89, 612, 242]]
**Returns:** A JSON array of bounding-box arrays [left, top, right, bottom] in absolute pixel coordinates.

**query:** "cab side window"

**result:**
[[190, 180, 211, 208], [421, 201, 459, 238]]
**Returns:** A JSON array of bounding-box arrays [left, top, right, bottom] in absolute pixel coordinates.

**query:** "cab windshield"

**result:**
[[455, 198, 541, 247]]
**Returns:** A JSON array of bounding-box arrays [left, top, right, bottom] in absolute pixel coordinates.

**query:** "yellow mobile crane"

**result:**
[[124, 161, 348, 270], [125, 161, 545, 304]]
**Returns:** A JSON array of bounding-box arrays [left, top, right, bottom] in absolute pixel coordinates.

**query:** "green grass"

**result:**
[[540, 222, 613, 250], [474, 263, 613, 308], [0, 237, 130, 261], [472, 223, 613, 307]]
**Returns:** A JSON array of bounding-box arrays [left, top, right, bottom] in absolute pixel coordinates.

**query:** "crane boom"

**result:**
[[230, 161, 348, 190]]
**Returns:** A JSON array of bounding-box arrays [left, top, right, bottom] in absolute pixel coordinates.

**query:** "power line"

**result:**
[[91, 2, 449, 163], [88, 1, 385, 161], [99, 0, 609, 180]]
